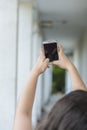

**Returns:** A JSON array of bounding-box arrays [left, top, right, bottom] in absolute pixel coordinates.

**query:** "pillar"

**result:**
[[17, 2, 33, 99], [31, 8, 43, 127], [0, 0, 18, 130]]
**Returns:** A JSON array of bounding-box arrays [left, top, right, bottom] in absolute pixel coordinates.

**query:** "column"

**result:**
[[17, 2, 33, 99], [65, 56, 73, 93], [43, 68, 52, 104], [31, 11, 43, 127], [0, 0, 18, 130], [81, 31, 87, 85], [65, 71, 72, 93]]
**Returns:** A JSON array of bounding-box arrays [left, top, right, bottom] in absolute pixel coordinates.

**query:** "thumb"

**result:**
[[52, 60, 60, 66], [43, 58, 49, 69]]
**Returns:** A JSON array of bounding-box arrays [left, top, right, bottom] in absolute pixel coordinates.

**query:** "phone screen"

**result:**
[[43, 42, 59, 62]]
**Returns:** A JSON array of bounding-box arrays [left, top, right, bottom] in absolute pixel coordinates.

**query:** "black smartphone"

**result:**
[[43, 41, 59, 62]]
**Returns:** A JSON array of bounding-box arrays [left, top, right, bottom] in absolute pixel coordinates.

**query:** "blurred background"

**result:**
[[0, 0, 87, 129]]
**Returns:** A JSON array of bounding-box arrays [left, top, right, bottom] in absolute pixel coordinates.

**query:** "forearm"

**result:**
[[68, 63, 87, 91], [16, 69, 39, 116], [14, 48, 49, 130]]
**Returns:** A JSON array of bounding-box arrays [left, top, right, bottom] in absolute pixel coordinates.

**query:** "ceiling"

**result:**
[[20, 0, 87, 32], [37, 0, 87, 28], [36, 0, 87, 50], [20, 0, 87, 50]]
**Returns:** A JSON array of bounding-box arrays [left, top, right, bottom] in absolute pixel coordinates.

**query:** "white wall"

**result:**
[[0, 1, 18, 130]]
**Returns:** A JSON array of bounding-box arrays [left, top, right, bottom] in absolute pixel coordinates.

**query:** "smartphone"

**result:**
[[43, 41, 59, 62]]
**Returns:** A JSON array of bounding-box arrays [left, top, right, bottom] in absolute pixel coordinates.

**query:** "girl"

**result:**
[[13, 44, 87, 130]]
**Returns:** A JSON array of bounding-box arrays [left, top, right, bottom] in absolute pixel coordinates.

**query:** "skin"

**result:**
[[13, 44, 87, 130]]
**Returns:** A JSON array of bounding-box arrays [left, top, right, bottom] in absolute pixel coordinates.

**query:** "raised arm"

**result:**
[[13, 49, 49, 130], [52, 44, 87, 91]]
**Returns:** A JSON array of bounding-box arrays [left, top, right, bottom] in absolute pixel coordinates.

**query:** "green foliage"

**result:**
[[52, 66, 65, 94]]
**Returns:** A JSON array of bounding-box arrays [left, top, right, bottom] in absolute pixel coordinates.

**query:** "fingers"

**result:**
[[40, 48, 44, 56], [52, 61, 58, 66], [57, 44, 64, 53], [39, 44, 64, 69], [57, 44, 60, 52], [40, 48, 45, 61], [43, 58, 49, 69]]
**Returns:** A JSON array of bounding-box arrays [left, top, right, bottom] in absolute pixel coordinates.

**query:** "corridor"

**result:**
[[0, 0, 87, 130]]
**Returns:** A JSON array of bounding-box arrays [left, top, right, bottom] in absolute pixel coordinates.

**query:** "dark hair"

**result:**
[[36, 90, 87, 130]]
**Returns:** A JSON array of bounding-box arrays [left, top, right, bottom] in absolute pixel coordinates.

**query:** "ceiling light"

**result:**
[[40, 21, 53, 28]]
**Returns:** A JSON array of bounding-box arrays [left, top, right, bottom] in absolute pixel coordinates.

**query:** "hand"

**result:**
[[52, 44, 72, 70], [32, 48, 49, 75]]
